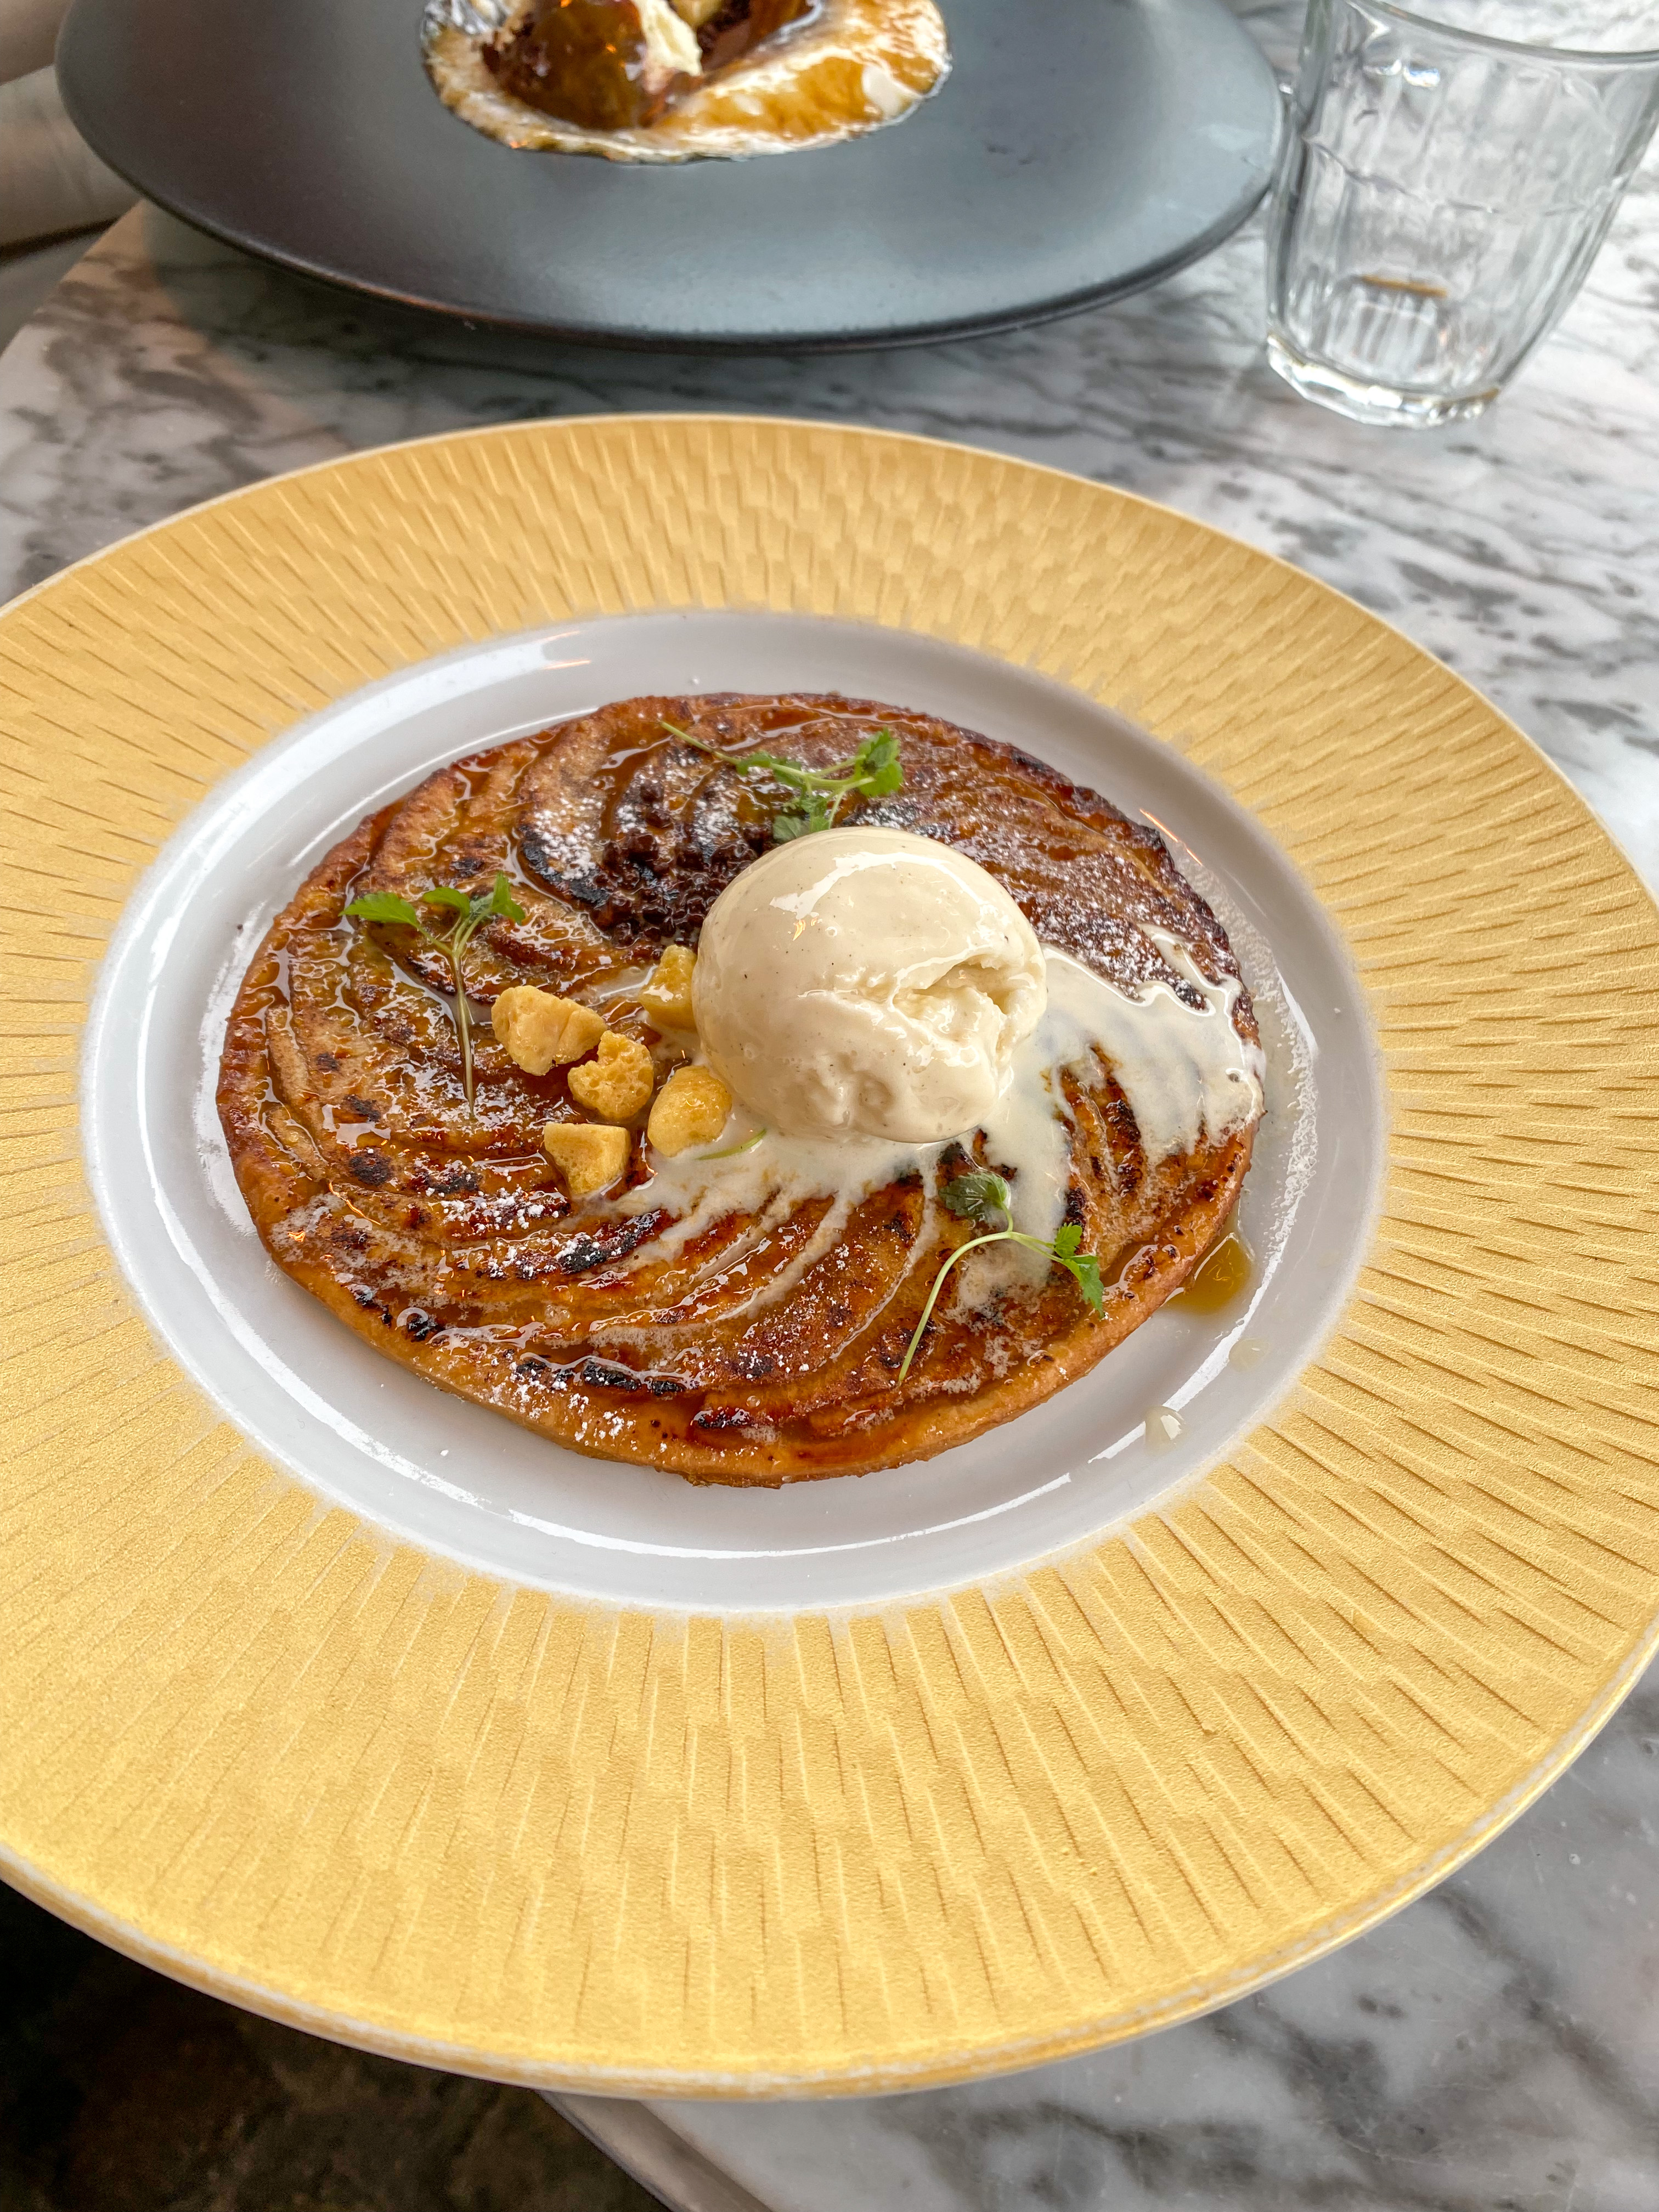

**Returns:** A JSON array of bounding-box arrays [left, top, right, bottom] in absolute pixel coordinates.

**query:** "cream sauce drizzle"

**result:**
[[1043, 930, 1266, 1177], [602, 933, 1266, 1336]]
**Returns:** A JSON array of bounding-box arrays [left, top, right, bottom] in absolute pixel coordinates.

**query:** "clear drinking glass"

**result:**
[[1266, 0, 1659, 425]]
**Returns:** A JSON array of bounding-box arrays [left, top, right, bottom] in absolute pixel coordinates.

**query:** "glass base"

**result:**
[[1266, 333, 1500, 429]]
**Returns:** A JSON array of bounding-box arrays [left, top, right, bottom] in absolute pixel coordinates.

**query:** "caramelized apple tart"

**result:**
[[217, 695, 1265, 1486]]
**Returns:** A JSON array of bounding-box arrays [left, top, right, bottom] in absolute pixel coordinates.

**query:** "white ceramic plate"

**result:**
[[85, 609, 1384, 1612]]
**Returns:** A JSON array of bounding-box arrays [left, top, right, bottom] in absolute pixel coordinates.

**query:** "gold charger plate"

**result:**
[[2, 416, 1657, 2094]]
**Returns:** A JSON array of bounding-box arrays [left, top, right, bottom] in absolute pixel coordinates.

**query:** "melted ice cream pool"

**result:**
[[612, 926, 1267, 1329]]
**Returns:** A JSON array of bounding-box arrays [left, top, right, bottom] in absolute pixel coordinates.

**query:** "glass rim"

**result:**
[[1362, 0, 1659, 65]]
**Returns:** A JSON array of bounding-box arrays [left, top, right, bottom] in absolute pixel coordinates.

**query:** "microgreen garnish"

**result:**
[[345, 872, 524, 1115], [896, 1171, 1104, 1383], [943, 1171, 1014, 1226], [697, 1127, 767, 1160], [659, 719, 903, 840]]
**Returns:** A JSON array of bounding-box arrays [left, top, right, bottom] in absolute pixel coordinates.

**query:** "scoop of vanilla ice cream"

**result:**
[[692, 827, 1047, 1144]]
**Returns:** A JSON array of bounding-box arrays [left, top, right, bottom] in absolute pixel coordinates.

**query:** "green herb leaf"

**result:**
[[735, 750, 813, 789], [660, 719, 906, 839], [850, 730, 904, 797], [896, 1182, 1105, 1381], [345, 873, 521, 1118], [1049, 1223, 1105, 1312], [698, 1127, 767, 1160], [345, 890, 426, 930], [772, 793, 834, 842], [943, 1171, 1012, 1229], [482, 872, 526, 923]]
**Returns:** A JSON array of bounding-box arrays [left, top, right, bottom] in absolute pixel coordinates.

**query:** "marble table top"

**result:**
[[2, 20, 1657, 2203]]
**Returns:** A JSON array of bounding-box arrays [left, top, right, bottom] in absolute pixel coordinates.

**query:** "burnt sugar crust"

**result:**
[[216, 695, 1262, 1485]]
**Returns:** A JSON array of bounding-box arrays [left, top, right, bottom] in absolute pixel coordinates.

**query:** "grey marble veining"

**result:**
[[1, 17, 1657, 2204], [2, 166, 1656, 877], [626, 1670, 1659, 2211]]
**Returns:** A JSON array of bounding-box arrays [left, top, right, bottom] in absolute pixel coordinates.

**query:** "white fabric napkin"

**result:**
[[1, 0, 137, 251], [0, 65, 136, 249], [0, 0, 66, 81]]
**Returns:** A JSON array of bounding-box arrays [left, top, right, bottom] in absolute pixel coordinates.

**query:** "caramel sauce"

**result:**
[[1169, 1216, 1253, 1313]]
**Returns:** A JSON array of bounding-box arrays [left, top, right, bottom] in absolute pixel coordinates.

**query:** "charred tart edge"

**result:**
[[217, 696, 1264, 1485]]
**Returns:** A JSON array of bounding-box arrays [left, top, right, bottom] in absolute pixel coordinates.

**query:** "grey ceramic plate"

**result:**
[[58, 0, 1282, 351]]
